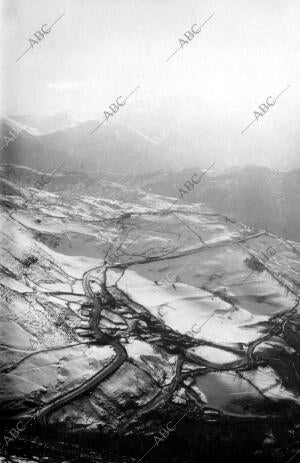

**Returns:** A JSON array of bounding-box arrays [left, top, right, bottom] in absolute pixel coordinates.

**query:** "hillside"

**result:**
[[134, 165, 300, 242], [1, 170, 300, 461]]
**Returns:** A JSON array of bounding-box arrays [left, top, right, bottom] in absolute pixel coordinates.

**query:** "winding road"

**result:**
[[36, 270, 127, 426]]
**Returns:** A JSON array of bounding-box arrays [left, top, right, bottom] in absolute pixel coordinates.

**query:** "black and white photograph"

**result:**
[[1, 1, 300, 462]]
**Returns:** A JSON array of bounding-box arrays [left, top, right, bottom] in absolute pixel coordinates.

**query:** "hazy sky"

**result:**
[[1, 0, 300, 168]]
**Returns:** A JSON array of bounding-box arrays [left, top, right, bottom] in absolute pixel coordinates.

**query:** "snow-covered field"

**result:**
[[1, 177, 300, 435]]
